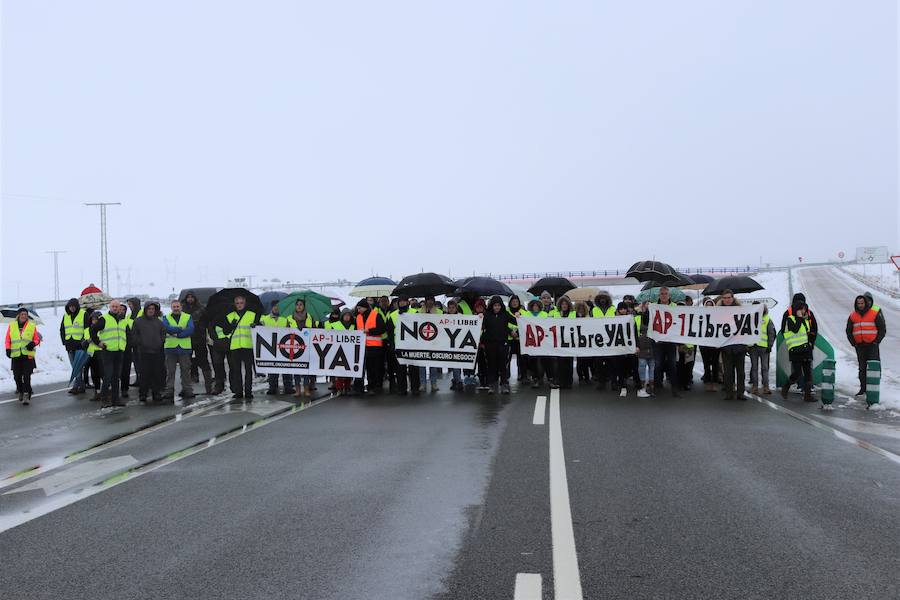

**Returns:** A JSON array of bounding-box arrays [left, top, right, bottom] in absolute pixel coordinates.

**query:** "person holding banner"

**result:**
[[591, 291, 616, 390], [418, 296, 443, 393], [443, 300, 464, 391], [355, 299, 386, 395], [261, 301, 295, 396], [652, 287, 681, 397], [717, 290, 748, 401], [526, 299, 549, 388], [332, 309, 357, 395], [287, 299, 318, 397], [388, 296, 419, 395], [699, 297, 722, 393], [574, 302, 592, 383], [482, 296, 515, 394], [506, 295, 528, 383], [548, 296, 576, 389], [636, 311, 655, 397]]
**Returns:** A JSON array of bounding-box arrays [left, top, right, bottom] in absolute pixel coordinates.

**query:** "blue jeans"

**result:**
[[418, 366, 441, 382], [293, 375, 315, 388], [638, 357, 655, 382], [68, 349, 83, 388], [448, 368, 461, 383]]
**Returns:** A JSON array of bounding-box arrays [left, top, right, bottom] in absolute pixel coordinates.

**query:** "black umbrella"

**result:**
[[453, 276, 514, 297], [639, 272, 694, 290], [204, 288, 264, 327], [702, 276, 764, 296], [527, 276, 576, 298], [625, 260, 679, 283], [391, 272, 456, 298]]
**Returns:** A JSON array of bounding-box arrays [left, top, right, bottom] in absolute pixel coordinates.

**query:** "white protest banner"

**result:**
[[646, 304, 764, 347], [253, 326, 366, 377], [517, 316, 636, 357], [395, 313, 481, 369]]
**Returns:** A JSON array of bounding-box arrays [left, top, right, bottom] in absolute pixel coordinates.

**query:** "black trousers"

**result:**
[[576, 357, 591, 381], [384, 346, 399, 390], [654, 342, 678, 388], [720, 346, 746, 398], [557, 357, 574, 388], [228, 348, 254, 396], [100, 350, 124, 403], [611, 356, 629, 389], [594, 357, 611, 384], [700, 347, 720, 383], [138, 352, 165, 399], [485, 342, 509, 386], [11, 357, 35, 394], [529, 356, 544, 382], [855, 343, 880, 391], [364, 346, 385, 393], [190, 341, 212, 382], [788, 354, 812, 397], [121, 345, 134, 391], [210, 344, 228, 392], [85, 355, 102, 390]]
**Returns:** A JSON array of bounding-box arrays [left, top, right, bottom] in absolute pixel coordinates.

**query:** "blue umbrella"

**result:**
[[69, 349, 90, 386], [259, 291, 288, 310]]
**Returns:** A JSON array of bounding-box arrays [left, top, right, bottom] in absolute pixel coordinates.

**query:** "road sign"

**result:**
[[838, 251, 845, 259], [855, 246, 889, 263], [775, 332, 835, 388]]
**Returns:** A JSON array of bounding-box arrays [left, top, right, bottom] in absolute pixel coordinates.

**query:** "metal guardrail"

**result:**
[[485, 266, 756, 281]]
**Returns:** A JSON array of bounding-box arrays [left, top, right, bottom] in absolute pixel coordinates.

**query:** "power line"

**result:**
[[84, 203, 121, 292], [45, 250, 67, 315]]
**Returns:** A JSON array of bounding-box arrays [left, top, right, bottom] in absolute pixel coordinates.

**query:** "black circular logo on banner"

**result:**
[[419, 322, 438, 341], [278, 334, 306, 359]]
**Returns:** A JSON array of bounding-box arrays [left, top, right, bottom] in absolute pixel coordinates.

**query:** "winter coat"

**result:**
[[131, 306, 166, 354], [482, 309, 513, 344], [780, 293, 818, 341], [59, 298, 84, 352], [182, 292, 208, 343], [845, 295, 886, 347]]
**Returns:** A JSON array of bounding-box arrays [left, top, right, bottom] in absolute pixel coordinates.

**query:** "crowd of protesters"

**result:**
[[3, 285, 887, 408]]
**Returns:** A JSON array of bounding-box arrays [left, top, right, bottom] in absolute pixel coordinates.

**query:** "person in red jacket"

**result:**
[[5, 306, 41, 405]]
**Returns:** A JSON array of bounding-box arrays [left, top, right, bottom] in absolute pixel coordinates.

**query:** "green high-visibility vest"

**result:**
[[457, 301, 473, 315], [591, 305, 616, 318], [329, 321, 353, 331], [757, 314, 770, 348], [164, 313, 192, 350], [84, 326, 101, 356], [260, 314, 288, 327], [783, 316, 809, 351], [548, 309, 576, 318], [98, 313, 127, 352], [63, 310, 86, 341], [226, 311, 257, 350], [8, 321, 37, 358]]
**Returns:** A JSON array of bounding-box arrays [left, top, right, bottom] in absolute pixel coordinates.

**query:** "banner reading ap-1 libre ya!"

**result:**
[[646, 304, 764, 347], [517, 315, 636, 357], [394, 313, 482, 369], [253, 326, 366, 377]]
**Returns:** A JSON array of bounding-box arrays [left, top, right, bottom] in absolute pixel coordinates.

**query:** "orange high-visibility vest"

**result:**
[[849, 309, 878, 344], [357, 311, 383, 347]]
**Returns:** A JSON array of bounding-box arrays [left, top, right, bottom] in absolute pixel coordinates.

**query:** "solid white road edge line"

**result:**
[[0, 386, 70, 405], [533, 395, 547, 425], [746, 392, 900, 466], [549, 388, 584, 600], [514, 573, 542, 600], [0, 394, 335, 533]]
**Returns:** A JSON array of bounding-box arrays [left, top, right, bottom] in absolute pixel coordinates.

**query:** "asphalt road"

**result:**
[[2, 382, 899, 599]]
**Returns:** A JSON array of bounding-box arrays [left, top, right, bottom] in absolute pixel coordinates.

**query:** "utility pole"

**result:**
[[46, 250, 67, 315], [84, 202, 121, 292]]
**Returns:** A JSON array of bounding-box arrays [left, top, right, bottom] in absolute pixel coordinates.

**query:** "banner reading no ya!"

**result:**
[[517, 315, 636, 357], [646, 304, 764, 347], [253, 326, 366, 377], [395, 313, 482, 369]]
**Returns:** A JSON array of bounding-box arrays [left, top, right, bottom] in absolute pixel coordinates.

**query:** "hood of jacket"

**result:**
[[126, 297, 142, 315], [863, 291, 875, 310], [65, 298, 81, 314], [594, 291, 612, 309], [142, 301, 162, 319], [854, 294, 868, 315], [791, 293, 806, 312]]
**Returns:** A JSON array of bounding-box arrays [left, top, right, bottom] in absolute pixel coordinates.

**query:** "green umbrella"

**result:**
[[277, 290, 333, 324], [636, 287, 687, 304]]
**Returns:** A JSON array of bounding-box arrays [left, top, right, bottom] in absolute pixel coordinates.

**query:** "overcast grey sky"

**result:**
[[2, 1, 898, 302]]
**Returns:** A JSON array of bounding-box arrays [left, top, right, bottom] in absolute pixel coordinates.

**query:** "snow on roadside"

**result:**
[[0, 330, 72, 394], [842, 263, 900, 294]]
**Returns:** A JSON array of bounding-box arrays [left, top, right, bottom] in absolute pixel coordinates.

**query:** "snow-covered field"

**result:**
[[842, 263, 900, 294]]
